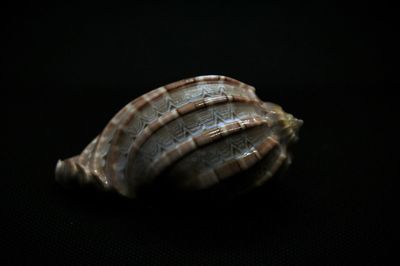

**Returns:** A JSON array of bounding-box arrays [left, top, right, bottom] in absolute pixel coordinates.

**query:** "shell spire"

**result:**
[[56, 75, 302, 199]]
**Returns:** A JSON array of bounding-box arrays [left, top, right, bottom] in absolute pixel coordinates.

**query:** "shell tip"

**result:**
[[297, 119, 304, 127], [55, 159, 66, 183], [55, 158, 78, 186]]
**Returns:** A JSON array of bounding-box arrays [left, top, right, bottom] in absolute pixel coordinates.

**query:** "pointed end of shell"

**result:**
[[287, 117, 303, 143], [56, 159, 63, 171], [55, 158, 79, 186], [55, 157, 106, 190], [296, 119, 304, 128], [55, 159, 67, 184]]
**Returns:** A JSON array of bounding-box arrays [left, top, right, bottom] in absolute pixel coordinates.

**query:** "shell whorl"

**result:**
[[55, 75, 302, 199]]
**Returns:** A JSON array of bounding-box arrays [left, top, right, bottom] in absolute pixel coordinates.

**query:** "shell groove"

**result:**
[[55, 75, 302, 199]]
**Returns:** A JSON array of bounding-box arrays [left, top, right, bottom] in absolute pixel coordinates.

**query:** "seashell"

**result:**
[[55, 75, 302, 200]]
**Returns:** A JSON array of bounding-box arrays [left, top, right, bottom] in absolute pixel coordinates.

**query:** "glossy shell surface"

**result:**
[[56, 75, 302, 199]]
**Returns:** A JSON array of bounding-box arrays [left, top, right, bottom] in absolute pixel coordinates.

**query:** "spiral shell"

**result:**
[[56, 75, 302, 199]]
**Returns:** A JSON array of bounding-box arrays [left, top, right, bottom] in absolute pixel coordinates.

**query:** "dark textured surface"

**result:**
[[3, 3, 396, 265]]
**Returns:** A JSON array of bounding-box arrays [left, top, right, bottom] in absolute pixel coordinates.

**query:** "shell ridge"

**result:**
[[253, 145, 287, 187]]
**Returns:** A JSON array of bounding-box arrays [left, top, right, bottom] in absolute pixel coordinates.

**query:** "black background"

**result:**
[[3, 2, 397, 265]]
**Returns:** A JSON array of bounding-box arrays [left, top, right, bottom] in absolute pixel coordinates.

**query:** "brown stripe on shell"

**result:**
[[164, 77, 196, 91], [236, 149, 262, 169], [165, 75, 255, 92], [213, 136, 279, 181], [89, 126, 115, 186]]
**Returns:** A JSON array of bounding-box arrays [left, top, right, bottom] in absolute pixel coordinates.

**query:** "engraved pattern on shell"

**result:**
[[55, 75, 303, 199]]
